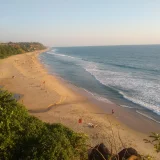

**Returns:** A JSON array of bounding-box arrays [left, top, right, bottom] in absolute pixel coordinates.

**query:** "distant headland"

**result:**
[[0, 42, 46, 59]]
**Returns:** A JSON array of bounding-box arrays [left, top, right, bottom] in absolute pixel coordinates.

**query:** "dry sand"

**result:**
[[0, 50, 160, 159]]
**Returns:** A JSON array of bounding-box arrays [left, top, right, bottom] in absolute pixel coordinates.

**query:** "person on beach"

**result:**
[[41, 81, 46, 89], [112, 109, 114, 114]]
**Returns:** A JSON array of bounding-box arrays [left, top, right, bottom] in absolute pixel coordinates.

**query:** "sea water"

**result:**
[[39, 45, 160, 122]]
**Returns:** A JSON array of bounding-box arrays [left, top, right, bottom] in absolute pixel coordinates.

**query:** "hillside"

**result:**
[[0, 42, 46, 58], [0, 90, 87, 159]]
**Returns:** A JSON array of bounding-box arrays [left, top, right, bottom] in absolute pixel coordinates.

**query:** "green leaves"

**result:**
[[144, 132, 160, 153], [0, 90, 87, 160], [0, 42, 46, 59]]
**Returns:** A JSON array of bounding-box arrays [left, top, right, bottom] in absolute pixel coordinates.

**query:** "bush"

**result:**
[[0, 42, 46, 59], [144, 132, 160, 153], [0, 90, 87, 160]]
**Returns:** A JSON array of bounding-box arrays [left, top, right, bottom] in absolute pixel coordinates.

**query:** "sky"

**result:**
[[0, 0, 160, 47]]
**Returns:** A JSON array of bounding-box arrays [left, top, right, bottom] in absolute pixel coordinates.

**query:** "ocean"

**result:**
[[39, 45, 160, 123]]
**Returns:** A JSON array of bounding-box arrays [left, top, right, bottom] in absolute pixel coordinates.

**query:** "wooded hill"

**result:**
[[0, 42, 46, 58]]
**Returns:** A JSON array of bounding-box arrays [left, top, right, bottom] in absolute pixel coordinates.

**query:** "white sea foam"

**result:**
[[83, 88, 95, 96], [44, 50, 160, 116], [119, 92, 160, 115], [46, 51, 76, 59], [83, 64, 160, 116], [136, 110, 160, 124], [120, 105, 134, 109], [95, 95, 113, 104], [83, 88, 113, 104]]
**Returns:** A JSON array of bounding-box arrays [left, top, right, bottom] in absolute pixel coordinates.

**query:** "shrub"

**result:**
[[0, 42, 46, 59], [0, 90, 87, 160], [144, 132, 160, 153]]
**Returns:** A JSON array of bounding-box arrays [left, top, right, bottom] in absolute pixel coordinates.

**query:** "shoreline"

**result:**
[[0, 50, 159, 158], [59, 80, 160, 133], [39, 51, 160, 134]]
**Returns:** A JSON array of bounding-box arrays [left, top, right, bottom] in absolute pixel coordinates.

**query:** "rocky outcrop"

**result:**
[[88, 143, 140, 160], [88, 143, 110, 160], [112, 147, 139, 160]]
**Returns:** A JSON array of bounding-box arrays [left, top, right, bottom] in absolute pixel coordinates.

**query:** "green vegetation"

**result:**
[[0, 42, 46, 59], [144, 132, 160, 153], [0, 90, 87, 160], [0, 89, 159, 160]]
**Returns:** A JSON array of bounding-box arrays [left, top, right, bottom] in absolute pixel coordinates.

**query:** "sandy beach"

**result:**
[[0, 50, 160, 159]]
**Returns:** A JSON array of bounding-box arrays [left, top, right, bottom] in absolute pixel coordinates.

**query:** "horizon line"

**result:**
[[51, 43, 160, 48]]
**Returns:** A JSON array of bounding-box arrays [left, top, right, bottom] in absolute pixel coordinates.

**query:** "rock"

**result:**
[[88, 143, 110, 160], [88, 144, 140, 160], [112, 147, 140, 160]]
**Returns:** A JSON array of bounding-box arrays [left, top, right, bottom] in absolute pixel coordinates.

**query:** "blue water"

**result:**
[[39, 45, 160, 122]]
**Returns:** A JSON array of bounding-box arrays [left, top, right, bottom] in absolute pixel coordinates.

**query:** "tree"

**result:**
[[0, 90, 87, 160]]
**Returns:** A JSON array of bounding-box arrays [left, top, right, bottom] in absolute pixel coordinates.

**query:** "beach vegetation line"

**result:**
[[0, 42, 46, 59], [0, 89, 87, 159]]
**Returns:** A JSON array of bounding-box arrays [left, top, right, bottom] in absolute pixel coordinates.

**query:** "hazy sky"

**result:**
[[0, 0, 160, 46]]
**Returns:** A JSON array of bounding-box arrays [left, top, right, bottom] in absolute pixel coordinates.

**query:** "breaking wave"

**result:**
[[43, 49, 160, 116]]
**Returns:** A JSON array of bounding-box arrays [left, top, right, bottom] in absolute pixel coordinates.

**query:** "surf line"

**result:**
[[136, 110, 160, 124]]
